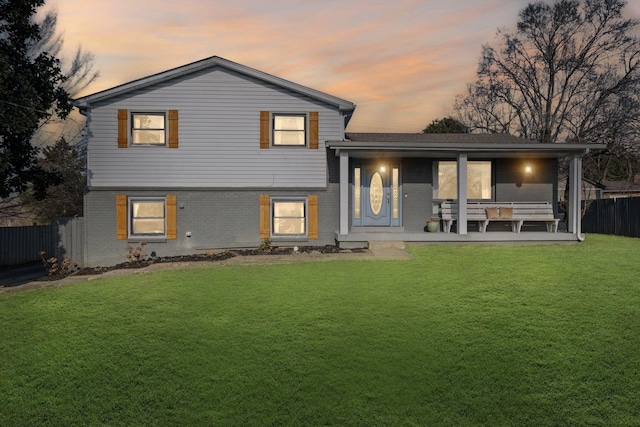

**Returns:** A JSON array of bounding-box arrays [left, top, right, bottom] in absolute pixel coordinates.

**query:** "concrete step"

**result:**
[[367, 241, 413, 259]]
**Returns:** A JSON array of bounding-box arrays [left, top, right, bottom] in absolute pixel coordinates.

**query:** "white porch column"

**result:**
[[339, 151, 349, 235], [568, 153, 582, 235], [457, 153, 468, 235]]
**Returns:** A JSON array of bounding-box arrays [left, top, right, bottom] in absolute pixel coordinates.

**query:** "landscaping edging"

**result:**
[[1, 246, 375, 292]]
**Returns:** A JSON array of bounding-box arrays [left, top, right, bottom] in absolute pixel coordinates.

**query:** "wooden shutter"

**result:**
[[116, 195, 128, 239], [117, 109, 128, 148], [166, 195, 177, 239], [168, 110, 179, 148], [260, 111, 270, 149], [308, 195, 318, 239], [309, 112, 319, 149], [259, 194, 270, 238]]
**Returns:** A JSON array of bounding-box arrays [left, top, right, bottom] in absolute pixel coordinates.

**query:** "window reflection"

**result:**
[[437, 161, 492, 199]]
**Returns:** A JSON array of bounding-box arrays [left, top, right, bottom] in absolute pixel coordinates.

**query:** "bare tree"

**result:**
[[30, 7, 99, 150], [29, 8, 99, 98], [454, 0, 640, 183]]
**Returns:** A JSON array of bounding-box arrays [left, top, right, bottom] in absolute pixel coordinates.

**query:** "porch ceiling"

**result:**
[[327, 133, 606, 159]]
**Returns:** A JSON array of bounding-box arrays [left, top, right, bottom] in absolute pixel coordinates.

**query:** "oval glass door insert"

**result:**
[[370, 172, 383, 215]]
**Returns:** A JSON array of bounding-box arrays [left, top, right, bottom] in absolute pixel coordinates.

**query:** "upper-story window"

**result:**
[[132, 113, 166, 145], [273, 114, 306, 146], [118, 109, 178, 148]]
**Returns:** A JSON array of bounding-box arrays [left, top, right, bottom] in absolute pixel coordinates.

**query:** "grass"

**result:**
[[1, 234, 640, 426]]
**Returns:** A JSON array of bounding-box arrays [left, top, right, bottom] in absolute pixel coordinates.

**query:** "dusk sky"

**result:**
[[49, 0, 640, 133]]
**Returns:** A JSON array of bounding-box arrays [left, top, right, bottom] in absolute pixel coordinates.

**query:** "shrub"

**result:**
[[124, 242, 149, 263], [258, 238, 272, 252], [39, 251, 78, 276]]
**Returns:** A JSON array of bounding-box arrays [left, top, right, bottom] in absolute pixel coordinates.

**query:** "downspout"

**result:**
[[75, 103, 91, 267]]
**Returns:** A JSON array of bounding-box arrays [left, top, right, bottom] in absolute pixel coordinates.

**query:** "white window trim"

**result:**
[[272, 113, 307, 147], [131, 112, 167, 146], [129, 197, 167, 238], [271, 197, 308, 238]]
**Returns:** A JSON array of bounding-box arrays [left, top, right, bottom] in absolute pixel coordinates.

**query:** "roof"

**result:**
[[74, 56, 356, 114], [346, 133, 528, 144], [558, 175, 606, 189], [601, 179, 640, 192], [326, 133, 606, 159]]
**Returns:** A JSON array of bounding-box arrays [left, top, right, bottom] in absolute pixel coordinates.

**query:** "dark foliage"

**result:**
[[0, 0, 73, 199], [20, 136, 85, 222], [422, 117, 469, 133]]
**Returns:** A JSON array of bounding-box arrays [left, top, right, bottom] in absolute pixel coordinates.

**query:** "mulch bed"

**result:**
[[41, 245, 366, 281]]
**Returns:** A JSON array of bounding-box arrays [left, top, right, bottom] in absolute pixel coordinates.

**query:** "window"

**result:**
[[273, 114, 306, 146], [130, 198, 166, 236], [272, 200, 306, 236], [118, 110, 178, 148], [436, 161, 492, 200], [260, 194, 317, 239], [354, 167, 361, 219], [116, 195, 176, 240], [132, 113, 166, 145]]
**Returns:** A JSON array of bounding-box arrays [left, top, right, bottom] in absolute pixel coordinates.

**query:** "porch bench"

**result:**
[[440, 201, 559, 233]]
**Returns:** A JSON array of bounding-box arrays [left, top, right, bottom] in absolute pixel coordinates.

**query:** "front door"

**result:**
[[363, 166, 391, 226]]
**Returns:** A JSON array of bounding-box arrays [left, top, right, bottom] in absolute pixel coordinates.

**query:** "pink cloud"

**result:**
[[49, 0, 624, 132]]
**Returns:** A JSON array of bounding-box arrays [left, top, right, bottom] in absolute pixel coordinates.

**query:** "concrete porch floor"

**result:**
[[336, 230, 580, 247]]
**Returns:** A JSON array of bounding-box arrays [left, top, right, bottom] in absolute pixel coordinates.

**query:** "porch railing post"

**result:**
[[568, 153, 582, 234], [457, 153, 468, 234]]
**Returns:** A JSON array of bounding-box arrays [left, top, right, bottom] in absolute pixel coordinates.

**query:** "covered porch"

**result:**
[[327, 133, 605, 246]]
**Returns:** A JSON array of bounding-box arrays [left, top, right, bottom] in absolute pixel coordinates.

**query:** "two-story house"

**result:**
[[75, 56, 602, 267]]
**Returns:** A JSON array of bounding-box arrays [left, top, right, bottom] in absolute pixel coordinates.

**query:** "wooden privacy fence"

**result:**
[[582, 197, 640, 238], [0, 217, 84, 267]]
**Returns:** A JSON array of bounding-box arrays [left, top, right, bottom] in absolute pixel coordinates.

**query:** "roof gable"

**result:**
[[74, 56, 356, 112]]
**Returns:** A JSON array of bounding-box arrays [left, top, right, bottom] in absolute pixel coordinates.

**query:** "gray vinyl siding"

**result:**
[[86, 67, 344, 188]]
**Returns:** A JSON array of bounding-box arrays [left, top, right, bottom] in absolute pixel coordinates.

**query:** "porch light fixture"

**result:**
[[379, 166, 386, 173], [524, 165, 533, 175]]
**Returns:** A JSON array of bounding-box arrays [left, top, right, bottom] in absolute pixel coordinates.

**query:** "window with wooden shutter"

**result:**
[[260, 111, 270, 149], [168, 110, 179, 148], [116, 195, 128, 239], [117, 110, 128, 148], [166, 195, 177, 239], [259, 194, 270, 238], [308, 195, 318, 238], [309, 112, 319, 149]]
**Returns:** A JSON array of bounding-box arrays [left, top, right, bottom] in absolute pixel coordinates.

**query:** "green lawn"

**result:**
[[1, 234, 640, 426]]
